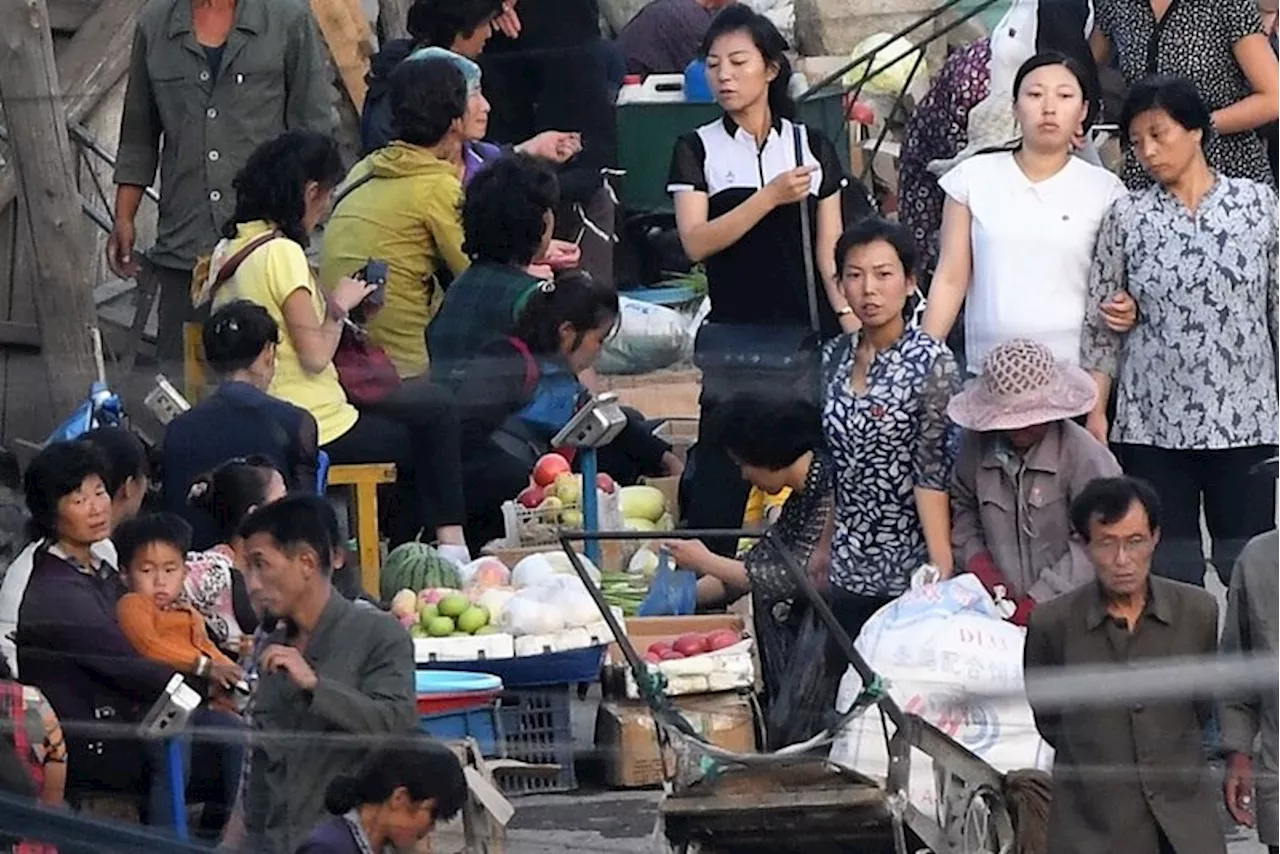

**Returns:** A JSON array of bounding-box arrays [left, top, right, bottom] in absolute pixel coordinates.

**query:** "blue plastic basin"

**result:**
[[414, 670, 502, 695]]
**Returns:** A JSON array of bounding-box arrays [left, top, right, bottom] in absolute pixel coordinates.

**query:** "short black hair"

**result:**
[[1120, 73, 1212, 137], [462, 153, 560, 266], [1069, 476, 1162, 541], [407, 0, 503, 48], [324, 740, 467, 820], [834, 216, 918, 277], [23, 441, 111, 542], [80, 427, 149, 497], [390, 57, 468, 147], [189, 456, 283, 542], [720, 394, 825, 470], [114, 512, 193, 574], [237, 494, 338, 576], [204, 300, 280, 375]]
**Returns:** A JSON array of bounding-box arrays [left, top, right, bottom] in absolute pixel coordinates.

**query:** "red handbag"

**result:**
[[333, 321, 401, 407]]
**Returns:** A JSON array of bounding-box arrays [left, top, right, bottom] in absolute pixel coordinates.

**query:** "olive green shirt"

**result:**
[[114, 0, 335, 271], [242, 592, 417, 854]]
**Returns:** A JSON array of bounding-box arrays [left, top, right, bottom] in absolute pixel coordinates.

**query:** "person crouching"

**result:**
[[113, 513, 245, 832], [948, 338, 1121, 624]]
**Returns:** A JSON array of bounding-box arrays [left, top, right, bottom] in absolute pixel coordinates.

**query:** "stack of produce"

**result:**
[[600, 571, 650, 616], [378, 537, 461, 602], [511, 453, 622, 544], [391, 588, 498, 638], [625, 628, 755, 697], [618, 485, 673, 533]]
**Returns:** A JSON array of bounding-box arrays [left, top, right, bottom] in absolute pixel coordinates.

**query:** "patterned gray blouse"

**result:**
[[1080, 176, 1279, 449]]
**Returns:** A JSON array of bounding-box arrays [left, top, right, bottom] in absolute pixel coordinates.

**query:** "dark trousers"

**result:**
[[324, 377, 465, 546], [1117, 444, 1278, 586], [140, 260, 201, 378], [829, 589, 893, 642]]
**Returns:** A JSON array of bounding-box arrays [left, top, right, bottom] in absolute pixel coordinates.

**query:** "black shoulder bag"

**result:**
[[692, 122, 824, 402]]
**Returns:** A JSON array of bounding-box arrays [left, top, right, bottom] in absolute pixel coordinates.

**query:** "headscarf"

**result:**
[[928, 0, 1095, 176], [406, 45, 483, 96]]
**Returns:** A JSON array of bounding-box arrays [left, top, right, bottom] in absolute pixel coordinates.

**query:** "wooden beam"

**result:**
[[47, 0, 99, 32], [0, 0, 146, 216], [0, 321, 41, 349], [311, 0, 375, 112], [0, 0, 101, 417]]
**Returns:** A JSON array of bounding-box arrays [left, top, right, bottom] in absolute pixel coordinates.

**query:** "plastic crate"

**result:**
[[421, 645, 605, 688], [419, 702, 502, 757], [497, 685, 577, 795]]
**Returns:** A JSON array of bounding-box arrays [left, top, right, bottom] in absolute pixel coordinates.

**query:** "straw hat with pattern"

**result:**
[[947, 339, 1097, 432]]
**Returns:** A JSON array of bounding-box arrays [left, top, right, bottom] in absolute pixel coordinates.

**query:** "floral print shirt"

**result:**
[[1081, 176, 1279, 449], [183, 547, 240, 652], [822, 328, 962, 597], [898, 38, 992, 273]]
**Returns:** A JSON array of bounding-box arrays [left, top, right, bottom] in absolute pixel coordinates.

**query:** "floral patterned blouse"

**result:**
[[898, 38, 993, 273], [822, 328, 961, 597], [183, 547, 240, 652], [1080, 176, 1279, 449]]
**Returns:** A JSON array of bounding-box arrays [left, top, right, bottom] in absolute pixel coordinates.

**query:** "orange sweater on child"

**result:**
[[116, 592, 235, 674]]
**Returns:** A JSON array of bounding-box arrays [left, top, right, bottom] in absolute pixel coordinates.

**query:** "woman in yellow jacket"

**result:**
[[319, 57, 473, 379]]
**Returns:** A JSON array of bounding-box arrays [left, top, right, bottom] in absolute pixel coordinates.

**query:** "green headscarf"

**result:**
[[407, 46, 483, 95]]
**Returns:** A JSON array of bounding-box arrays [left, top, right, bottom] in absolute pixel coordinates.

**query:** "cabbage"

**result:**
[[842, 33, 930, 100]]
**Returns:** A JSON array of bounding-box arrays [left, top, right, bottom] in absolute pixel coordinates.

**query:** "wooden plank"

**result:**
[[310, 0, 374, 112], [0, 321, 40, 349], [0, 0, 146, 217], [0, 0, 101, 420]]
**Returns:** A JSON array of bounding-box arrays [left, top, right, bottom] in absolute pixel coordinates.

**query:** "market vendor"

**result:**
[[948, 338, 1120, 624], [662, 392, 838, 748]]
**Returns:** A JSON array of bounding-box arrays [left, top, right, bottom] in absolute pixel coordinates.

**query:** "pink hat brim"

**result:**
[[947, 364, 1099, 432]]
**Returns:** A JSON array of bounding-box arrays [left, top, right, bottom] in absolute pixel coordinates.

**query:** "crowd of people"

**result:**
[[0, 0, 1273, 851]]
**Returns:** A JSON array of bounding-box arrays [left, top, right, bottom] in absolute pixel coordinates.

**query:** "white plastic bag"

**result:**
[[829, 575, 1053, 821], [596, 296, 691, 375]]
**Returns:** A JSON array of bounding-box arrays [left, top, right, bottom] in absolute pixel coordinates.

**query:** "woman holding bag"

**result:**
[[667, 5, 849, 556], [201, 130, 469, 562]]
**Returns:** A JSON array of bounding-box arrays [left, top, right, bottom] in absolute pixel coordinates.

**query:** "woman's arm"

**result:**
[[816, 192, 858, 333], [280, 288, 345, 375], [1079, 204, 1127, 443], [913, 353, 962, 575], [663, 539, 751, 589], [921, 198, 973, 340], [1089, 26, 1112, 64], [915, 487, 954, 577], [673, 189, 780, 263], [1212, 33, 1280, 133]]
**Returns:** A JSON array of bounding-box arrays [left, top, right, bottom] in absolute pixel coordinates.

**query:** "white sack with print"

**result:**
[[829, 574, 1054, 818]]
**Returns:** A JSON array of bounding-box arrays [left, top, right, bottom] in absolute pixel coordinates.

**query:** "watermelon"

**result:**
[[379, 536, 460, 601]]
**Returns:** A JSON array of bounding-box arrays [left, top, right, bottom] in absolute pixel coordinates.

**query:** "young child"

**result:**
[[112, 513, 245, 832], [114, 513, 244, 696]]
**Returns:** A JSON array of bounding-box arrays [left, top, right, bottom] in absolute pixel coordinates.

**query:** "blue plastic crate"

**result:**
[[419, 645, 605, 688], [419, 703, 502, 757]]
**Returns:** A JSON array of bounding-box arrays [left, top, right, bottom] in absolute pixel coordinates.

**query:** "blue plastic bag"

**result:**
[[638, 550, 697, 616]]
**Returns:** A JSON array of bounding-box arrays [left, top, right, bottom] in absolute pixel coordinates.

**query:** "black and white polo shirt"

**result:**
[[667, 114, 848, 333]]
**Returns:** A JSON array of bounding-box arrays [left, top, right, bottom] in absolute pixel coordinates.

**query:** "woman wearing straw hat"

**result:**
[[948, 339, 1121, 625]]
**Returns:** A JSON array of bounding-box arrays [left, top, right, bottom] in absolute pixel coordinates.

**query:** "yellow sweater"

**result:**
[[319, 142, 471, 378]]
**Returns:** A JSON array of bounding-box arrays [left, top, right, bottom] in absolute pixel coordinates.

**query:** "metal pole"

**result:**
[[580, 448, 601, 567]]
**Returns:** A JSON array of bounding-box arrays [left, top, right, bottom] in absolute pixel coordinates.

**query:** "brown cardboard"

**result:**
[[595, 692, 758, 788], [605, 614, 746, 665]]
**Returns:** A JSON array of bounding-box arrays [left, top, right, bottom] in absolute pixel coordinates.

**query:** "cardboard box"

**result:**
[[595, 691, 758, 788], [605, 614, 746, 666]]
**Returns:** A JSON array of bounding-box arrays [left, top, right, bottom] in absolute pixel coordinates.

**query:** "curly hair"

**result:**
[[513, 270, 619, 356], [222, 130, 346, 247], [407, 0, 503, 49], [391, 57, 468, 147], [462, 153, 559, 266]]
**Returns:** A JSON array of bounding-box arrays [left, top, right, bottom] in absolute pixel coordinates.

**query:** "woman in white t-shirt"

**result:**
[[922, 50, 1128, 372]]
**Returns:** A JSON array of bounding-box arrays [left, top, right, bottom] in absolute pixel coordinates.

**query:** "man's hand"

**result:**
[[261, 644, 318, 692], [536, 239, 581, 271], [1225, 751, 1256, 827], [209, 659, 245, 691], [660, 450, 684, 479], [520, 131, 583, 163], [106, 217, 140, 279]]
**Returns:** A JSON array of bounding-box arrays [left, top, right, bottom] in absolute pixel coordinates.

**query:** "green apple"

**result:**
[[457, 605, 490, 634]]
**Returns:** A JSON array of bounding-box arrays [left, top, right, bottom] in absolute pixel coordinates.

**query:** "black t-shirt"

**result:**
[[667, 115, 847, 335]]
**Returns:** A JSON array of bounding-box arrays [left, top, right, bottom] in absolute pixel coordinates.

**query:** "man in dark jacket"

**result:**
[[222, 496, 415, 854], [1024, 476, 1225, 854]]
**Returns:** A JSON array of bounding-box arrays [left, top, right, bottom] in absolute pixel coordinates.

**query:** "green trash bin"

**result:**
[[615, 88, 849, 214]]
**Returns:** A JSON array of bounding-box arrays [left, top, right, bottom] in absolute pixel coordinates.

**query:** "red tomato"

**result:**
[[705, 629, 741, 652], [643, 651, 662, 665], [517, 484, 545, 508], [596, 472, 617, 494], [647, 640, 672, 657], [672, 634, 708, 657], [659, 649, 686, 661]]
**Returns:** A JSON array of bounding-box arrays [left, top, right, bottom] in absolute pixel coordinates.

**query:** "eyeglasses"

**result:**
[[1089, 535, 1155, 557]]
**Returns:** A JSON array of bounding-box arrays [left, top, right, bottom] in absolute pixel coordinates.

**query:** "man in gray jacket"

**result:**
[[221, 495, 416, 854], [1221, 526, 1279, 853]]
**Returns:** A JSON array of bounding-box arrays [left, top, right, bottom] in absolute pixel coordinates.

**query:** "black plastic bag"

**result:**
[[756, 595, 846, 750]]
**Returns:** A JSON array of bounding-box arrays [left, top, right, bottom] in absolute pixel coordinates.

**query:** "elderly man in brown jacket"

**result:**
[[1024, 475, 1225, 854], [949, 339, 1121, 625]]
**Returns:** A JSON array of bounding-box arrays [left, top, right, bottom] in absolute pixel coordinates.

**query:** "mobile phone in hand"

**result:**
[[358, 258, 389, 307]]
